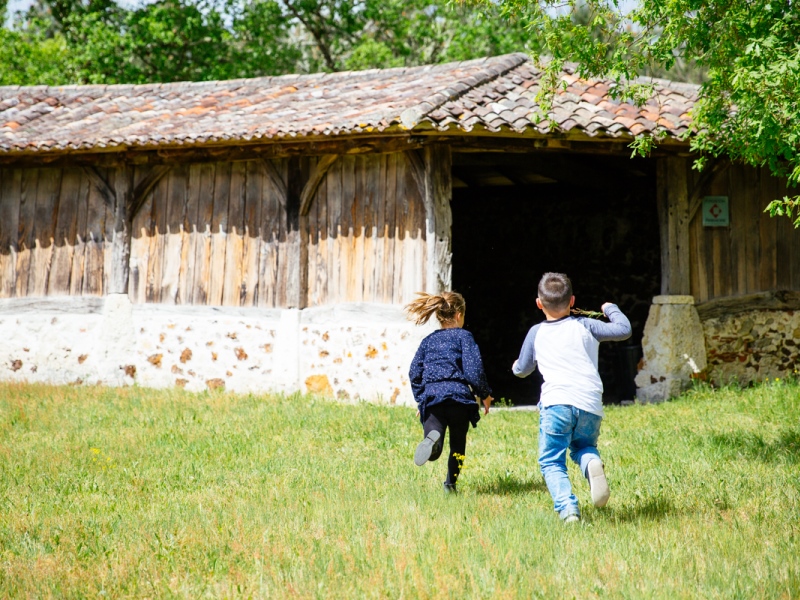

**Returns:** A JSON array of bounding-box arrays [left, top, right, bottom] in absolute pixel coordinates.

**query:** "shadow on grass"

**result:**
[[471, 475, 547, 496], [709, 429, 800, 464], [593, 495, 675, 523]]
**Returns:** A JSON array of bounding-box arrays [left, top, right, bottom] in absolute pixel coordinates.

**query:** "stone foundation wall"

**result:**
[[702, 309, 800, 384], [0, 296, 433, 405]]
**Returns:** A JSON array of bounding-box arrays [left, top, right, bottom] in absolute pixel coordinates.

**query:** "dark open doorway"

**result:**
[[451, 150, 660, 406]]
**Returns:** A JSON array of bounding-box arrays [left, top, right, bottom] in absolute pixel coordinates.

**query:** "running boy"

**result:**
[[513, 273, 631, 523], [407, 292, 493, 494]]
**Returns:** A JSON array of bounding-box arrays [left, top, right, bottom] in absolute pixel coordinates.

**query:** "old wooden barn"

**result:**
[[1, 53, 798, 403]]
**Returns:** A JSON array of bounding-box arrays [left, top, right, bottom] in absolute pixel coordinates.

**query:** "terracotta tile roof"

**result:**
[[0, 53, 697, 154]]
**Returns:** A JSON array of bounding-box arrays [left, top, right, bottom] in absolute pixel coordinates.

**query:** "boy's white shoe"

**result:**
[[586, 459, 610, 507]]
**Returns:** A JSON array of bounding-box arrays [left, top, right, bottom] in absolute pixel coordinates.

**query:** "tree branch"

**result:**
[[282, 0, 338, 71]]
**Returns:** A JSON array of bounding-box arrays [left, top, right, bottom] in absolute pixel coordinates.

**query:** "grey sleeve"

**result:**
[[512, 324, 540, 378], [581, 304, 632, 342]]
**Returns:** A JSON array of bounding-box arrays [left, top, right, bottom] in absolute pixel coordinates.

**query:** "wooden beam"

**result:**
[[126, 165, 172, 221], [82, 166, 115, 208], [299, 154, 337, 216], [448, 134, 690, 157], [657, 157, 691, 295], [452, 152, 653, 182], [0, 126, 694, 171], [696, 290, 800, 320], [687, 157, 728, 223], [421, 145, 453, 293], [0, 135, 426, 168], [0, 296, 106, 314]]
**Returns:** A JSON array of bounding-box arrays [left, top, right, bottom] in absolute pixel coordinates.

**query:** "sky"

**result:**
[[5, 0, 139, 25], [7, 0, 151, 17], [5, 0, 640, 26], [7, 0, 30, 15]]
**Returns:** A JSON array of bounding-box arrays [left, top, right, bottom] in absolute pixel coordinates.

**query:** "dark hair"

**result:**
[[404, 291, 466, 326], [538, 272, 572, 310]]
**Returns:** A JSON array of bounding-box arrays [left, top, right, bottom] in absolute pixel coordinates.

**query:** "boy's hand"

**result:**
[[601, 302, 614, 315], [482, 396, 493, 415]]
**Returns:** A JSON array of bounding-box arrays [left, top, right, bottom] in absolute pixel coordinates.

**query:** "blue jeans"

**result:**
[[538, 404, 603, 519]]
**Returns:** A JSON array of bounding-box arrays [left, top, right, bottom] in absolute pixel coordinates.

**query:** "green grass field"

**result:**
[[0, 379, 798, 598]]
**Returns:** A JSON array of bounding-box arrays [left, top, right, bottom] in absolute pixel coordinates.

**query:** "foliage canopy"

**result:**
[[0, 0, 540, 84], [473, 0, 800, 223]]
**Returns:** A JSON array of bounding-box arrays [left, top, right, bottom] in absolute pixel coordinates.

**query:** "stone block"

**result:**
[[635, 297, 707, 402]]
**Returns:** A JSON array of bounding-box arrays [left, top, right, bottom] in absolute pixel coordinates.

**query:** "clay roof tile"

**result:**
[[0, 53, 697, 154]]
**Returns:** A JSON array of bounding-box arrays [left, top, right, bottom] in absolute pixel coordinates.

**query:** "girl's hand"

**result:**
[[482, 396, 493, 415]]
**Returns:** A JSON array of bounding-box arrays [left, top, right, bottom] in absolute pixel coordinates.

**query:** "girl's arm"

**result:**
[[408, 343, 426, 403], [461, 332, 492, 401]]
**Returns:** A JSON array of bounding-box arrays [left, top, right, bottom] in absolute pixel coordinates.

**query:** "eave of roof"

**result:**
[[0, 53, 697, 156]]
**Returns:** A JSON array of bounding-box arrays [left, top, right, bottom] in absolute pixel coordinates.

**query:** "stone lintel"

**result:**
[[652, 295, 695, 305]]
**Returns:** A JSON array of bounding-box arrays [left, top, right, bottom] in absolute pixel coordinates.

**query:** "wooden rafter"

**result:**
[[82, 166, 115, 208], [450, 168, 481, 189], [257, 158, 288, 206], [299, 155, 338, 216], [126, 165, 172, 222], [405, 150, 425, 195]]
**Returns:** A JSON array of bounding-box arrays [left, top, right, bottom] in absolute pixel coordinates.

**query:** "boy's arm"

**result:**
[[582, 303, 632, 342], [512, 324, 540, 378]]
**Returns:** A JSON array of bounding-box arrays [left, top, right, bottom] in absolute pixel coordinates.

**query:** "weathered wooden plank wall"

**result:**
[[689, 163, 798, 304], [1, 154, 426, 306], [4, 155, 794, 310], [128, 159, 289, 306], [0, 166, 111, 298], [306, 151, 426, 306], [0, 169, 21, 297]]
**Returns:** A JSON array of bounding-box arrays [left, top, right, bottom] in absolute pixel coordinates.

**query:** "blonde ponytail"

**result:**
[[404, 291, 466, 326]]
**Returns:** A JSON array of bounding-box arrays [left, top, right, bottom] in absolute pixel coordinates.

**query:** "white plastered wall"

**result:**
[[0, 295, 435, 404]]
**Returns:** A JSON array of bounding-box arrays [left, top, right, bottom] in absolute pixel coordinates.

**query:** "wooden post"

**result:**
[[422, 145, 453, 294], [109, 167, 134, 295], [285, 157, 309, 308], [657, 157, 691, 295]]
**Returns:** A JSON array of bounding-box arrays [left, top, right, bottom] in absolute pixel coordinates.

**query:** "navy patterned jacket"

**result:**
[[408, 327, 492, 427]]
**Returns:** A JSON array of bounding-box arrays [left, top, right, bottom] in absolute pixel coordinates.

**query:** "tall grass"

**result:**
[[0, 380, 798, 598]]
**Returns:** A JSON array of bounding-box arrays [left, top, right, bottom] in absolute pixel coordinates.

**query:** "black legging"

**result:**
[[422, 400, 471, 486]]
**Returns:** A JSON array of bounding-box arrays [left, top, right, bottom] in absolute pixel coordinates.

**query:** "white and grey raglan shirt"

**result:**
[[512, 305, 632, 417]]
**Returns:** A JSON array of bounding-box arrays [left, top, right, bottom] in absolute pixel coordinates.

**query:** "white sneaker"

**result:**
[[587, 459, 610, 507]]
